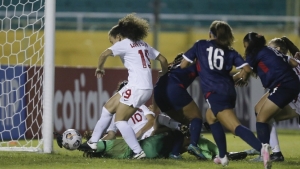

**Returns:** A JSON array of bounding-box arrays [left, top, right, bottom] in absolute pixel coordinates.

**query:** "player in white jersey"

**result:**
[[103, 105, 155, 141], [245, 37, 300, 162], [89, 13, 168, 159]]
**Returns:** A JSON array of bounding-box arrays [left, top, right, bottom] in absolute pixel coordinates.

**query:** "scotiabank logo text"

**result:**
[[54, 73, 110, 132]]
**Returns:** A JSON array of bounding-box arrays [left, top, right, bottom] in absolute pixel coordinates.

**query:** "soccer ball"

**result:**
[[62, 129, 82, 150]]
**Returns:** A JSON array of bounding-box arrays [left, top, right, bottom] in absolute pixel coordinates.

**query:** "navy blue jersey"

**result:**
[[246, 46, 298, 89], [168, 63, 198, 88], [154, 63, 198, 111], [183, 40, 246, 96]]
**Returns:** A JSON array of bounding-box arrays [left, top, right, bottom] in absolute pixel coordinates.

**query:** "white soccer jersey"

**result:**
[[109, 38, 160, 89], [289, 60, 300, 115], [107, 105, 155, 139]]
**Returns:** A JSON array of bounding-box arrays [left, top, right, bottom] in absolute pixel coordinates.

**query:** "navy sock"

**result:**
[[235, 125, 262, 152], [210, 122, 226, 158], [256, 122, 270, 144], [189, 118, 203, 146], [171, 130, 184, 156]]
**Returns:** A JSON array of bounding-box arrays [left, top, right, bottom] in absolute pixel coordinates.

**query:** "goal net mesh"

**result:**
[[0, 0, 45, 152]]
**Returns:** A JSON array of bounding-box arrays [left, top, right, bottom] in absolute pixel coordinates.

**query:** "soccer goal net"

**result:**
[[0, 0, 55, 153]]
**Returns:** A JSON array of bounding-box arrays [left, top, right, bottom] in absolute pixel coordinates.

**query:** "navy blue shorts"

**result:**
[[154, 76, 193, 112], [268, 79, 300, 109], [206, 92, 236, 116]]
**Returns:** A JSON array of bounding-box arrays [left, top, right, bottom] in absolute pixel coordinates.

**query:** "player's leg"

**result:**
[[88, 92, 121, 148], [181, 100, 205, 159], [244, 92, 269, 156], [269, 123, 284, 161], [257, 81, 300, 144], [156, 113, 186, 133], [206, 108, 228, 166], [115, 86, 152, 159]]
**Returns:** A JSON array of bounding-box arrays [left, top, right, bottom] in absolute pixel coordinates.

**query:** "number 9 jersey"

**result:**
[[183, 40, 248, 96], [109, 38, 160, 89]]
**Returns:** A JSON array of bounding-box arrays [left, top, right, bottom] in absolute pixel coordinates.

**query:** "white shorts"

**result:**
[[289, 94, 300, 115], [118, 85, 152, 108]]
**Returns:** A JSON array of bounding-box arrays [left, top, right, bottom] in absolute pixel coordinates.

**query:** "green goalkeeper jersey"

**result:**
[[95, 133, 169, 159], [95, 132, 218, 159]]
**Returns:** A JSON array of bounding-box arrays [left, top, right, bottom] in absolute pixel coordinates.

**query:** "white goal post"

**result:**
[[0, 0, 55, 153]]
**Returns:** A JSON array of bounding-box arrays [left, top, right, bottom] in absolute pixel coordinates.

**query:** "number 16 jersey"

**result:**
[[183, 40, 247, 96], [109, 38, 160, 89]]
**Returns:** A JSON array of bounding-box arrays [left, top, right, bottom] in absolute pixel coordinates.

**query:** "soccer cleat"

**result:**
[[203, 122, 211, 131], [261, 144, 272, 169], [132, 150, 146, 159], [77, 142, 93, 151], [213, 155, 229, 166], [270, 152, 284, 162], [187, 144, 206, 160], [169, 153, 182, 159], [87, 140, 98, 150], [227, 151, 248, 161], [244, 148, 260, 156]]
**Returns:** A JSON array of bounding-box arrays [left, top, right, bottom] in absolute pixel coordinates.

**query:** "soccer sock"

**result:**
[[256, 122, 271, 144], [115, 121, 142, 154], [89, 107, 113, 142], [157, 114, 181, 130], [189, 118, 202, 146], [171, 130, 184, 156], [270, 122, 281, 153], [235, 125, 262, 152], [210, 122, 226, 158]]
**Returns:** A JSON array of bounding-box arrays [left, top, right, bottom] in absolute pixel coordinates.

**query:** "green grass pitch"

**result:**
[[1, 130, 299, 169]]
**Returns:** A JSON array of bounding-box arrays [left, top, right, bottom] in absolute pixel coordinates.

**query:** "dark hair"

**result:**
[[243, 32, 266, 57], [109, 13, 149, 42], [209, 21, 234, 48], [168, 53, 183, 70], [116, 80, 128, 92], [280, 37, 299, 56]]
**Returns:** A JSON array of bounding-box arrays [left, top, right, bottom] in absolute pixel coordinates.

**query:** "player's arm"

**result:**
[[180, 56, 192, 69], [288, 57, 299, 68], [155, 54, 168, 77], [135, 114, 155, 139], [233, 64, 252, 86], [101, 131, 116, 140], [95, 49, 113, 78]]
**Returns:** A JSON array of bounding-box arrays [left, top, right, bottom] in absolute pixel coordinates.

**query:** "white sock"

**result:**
[[89, 107, 113, 142], [115, 121, 142, 154], [270, 122, 281, 153], [157, 114, 181, 130]]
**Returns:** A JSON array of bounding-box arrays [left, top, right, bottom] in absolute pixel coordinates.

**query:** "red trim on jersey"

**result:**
[[188, 72, 196, 79], [196, 61, 201, 72], [178, 84, 185, 88], [258, 61, 269, 73], [205, 92, 212, 99]]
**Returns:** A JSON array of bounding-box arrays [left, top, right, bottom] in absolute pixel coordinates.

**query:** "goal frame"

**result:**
[[43, 0, 56, 153], [0, 0, 55, 153]]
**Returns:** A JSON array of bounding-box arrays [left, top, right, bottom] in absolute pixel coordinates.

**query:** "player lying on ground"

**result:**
[[54, 127, 247, 160], [243, 36, 300, 162]]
